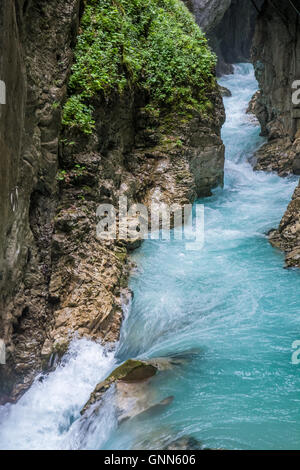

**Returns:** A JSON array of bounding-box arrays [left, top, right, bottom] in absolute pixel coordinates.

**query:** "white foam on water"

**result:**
[[0, 339, 116, 450]]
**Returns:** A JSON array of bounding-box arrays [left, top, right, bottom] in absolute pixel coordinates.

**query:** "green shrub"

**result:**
[[62, 0, 216, 133], [62, 95, 95, 134]]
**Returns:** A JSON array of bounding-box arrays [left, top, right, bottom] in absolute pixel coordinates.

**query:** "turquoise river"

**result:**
[[0, 64, 299, 450]]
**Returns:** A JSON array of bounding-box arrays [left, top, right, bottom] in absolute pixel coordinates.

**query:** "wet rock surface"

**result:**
[[269, 181, 300, 268], [81, 351, 197, 420], [184, 0, 262, 75], [0, 0, 82, 402], [81, 359, 158, 416], [252, 0, 300, 175], [219, 86, 232, 97], [253, 137, 300, 177], [251, 1, 300, 266]]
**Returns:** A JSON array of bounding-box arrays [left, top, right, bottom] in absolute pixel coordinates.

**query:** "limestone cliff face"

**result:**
[[269, 181, 300, 268], [42, 78, 225, 367], [0, 1, 225, 402], [252, 0, 300, 175], [251, 0, 300, 267], [184, 0, 262, 75], [0, 0, 82, 402], [184, 0, 231, 32]]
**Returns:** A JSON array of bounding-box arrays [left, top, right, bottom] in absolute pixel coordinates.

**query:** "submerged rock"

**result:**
[[164, 436, 203, 450], [118, 391, 174, 424], [131, 428, 204, 450], [147, 348, 202, 370]]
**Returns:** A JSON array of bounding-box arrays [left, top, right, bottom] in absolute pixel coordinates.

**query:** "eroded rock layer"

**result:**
[[46, 87, 225, 359]]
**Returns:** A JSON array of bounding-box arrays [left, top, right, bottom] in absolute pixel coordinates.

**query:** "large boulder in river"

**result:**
[[81, 359, 157, 415], [81, 350, 201, 419]]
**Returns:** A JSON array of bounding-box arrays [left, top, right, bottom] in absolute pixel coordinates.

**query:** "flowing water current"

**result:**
[[0, 64, 300, 450]]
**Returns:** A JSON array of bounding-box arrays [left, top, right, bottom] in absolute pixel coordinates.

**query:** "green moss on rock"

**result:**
[[107, 359, 157, 382]]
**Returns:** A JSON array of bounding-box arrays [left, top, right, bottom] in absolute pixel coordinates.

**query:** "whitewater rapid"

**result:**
[[0, 64, 299, 450]]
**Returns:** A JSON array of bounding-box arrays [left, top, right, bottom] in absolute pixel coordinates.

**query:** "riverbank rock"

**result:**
[[269, 181, 300, 268], [252, 0, 300, 176], [247, 91, 261, 115], [251, 1, 300, 269], [0, 0, 82, 403], [219, 86, 232, 97], [253, 138, 299, 177]]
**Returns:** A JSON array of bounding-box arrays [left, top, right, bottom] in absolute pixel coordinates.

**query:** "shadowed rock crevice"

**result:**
[[184, 0, 263, 75]]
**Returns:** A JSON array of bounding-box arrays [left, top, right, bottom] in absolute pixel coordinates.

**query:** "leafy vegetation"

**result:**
[[62, 0, 216, 134], [56, 165, 87, 183]]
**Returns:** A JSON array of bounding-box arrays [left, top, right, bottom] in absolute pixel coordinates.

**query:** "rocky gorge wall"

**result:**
[[252, 0, 300, 175], [2, 0, 299, 405], [186, 0, 300, 269], [0, 0, 82, 402], [184, 0, 263, 75], [182, 0, 300, 267], [251, 0, 300, 267], [0, 0, 225, 402]]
